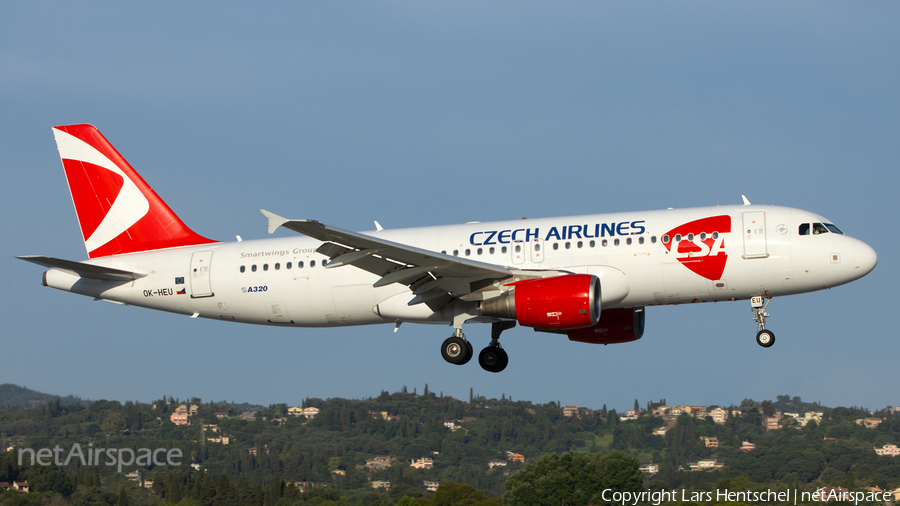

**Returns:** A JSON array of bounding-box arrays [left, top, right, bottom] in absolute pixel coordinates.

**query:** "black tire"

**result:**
[[441, 336, 469, 365], [478, 346, 509, 373], [462, 340, 474, 365], [756, 329, 775, 348], [496, 348, 508, 372]]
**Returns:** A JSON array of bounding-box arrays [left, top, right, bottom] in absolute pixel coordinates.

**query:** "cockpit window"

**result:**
[[812, 223, 829, 235], [799, 223, 810, 235], [825, 223, 843, 234]]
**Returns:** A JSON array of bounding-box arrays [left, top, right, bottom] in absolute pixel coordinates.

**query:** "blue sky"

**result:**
[[2, 1, 898, 412]]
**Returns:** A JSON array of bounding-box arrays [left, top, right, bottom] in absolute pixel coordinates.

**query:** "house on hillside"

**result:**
[[875, 445, 900, 457], [688, 460, 724, 471], [562, 406, 580, 417], [366, 456, 391, 470], [700, 436, 718, 448], [639, 463, 659, 475], [710, 407, 727, 424], [856, 418, 882, 429], [411, 458, 433, 469], [424, 481, 440, 492]]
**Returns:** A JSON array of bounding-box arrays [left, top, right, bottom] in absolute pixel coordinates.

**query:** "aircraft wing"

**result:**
[[261, 210, 524, 306]]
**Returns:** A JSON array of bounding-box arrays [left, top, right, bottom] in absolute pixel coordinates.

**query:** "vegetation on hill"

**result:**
[[0, 388, 898, 505]]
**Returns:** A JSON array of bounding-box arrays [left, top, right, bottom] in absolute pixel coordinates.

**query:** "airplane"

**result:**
[[19, 124, 878, 373]]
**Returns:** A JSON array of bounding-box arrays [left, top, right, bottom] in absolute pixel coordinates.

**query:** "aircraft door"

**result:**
[[265, 301, 293, 324], [531, 239, 544, 263], [189, 251, 214, 298], [742, 212, 768, 259], [511, 242, 528, 265]]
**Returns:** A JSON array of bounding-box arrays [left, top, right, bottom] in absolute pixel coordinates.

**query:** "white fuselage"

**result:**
[[41, 204, 876, 329]]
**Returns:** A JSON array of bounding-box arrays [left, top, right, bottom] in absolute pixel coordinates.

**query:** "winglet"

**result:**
[[741, 195, 751, 206], [260, 209, 289, 234]]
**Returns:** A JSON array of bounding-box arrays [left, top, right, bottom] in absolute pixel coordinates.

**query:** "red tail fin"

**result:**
[[52, 124, 217, 258]]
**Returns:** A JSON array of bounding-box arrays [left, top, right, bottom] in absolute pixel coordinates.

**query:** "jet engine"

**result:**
[[480, 274, 600, 330]]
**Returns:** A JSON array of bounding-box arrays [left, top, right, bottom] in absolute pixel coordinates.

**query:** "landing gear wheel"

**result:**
[[478, 346, 509, 373], [441, 336, 471, 365], [756, 329, 775, 348], [463, 340, 474, 365]]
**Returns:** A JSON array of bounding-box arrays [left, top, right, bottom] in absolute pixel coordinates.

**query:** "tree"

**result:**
[[504, 451, 642, 506]]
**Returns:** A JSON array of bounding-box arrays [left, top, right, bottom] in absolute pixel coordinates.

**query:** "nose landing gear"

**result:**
[[751, 296, 775, 348]]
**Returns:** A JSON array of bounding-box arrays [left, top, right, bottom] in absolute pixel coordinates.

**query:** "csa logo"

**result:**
[[662, 215, 731, 281]]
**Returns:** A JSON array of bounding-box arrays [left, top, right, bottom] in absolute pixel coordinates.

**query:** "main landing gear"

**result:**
[[441, 330, 473, 365], [751, 296, 775, 348], [440, 321, 515, 372]]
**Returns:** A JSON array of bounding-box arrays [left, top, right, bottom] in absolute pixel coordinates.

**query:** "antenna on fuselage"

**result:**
[[741, 195, 752, 206]]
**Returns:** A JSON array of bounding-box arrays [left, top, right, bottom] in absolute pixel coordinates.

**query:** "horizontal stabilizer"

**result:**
[[17, 255, 148, 281]]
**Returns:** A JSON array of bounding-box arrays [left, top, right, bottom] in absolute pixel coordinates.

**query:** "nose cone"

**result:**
[[853, 240, 878, 278]]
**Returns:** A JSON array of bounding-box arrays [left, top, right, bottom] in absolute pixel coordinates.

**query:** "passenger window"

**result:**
[[662, 235, 669, 244], [240, 265, 245, 273], [515, 245, 522, 253], [565, 242, 571, 250], [286, 262, 292, 269], [700, 233, 706, 241], [712, 232, 719, 239], [310, 260, 316, 267], [453, 250, 459, 256], [602, 239, 608, 247], [614, 238, 620, 246], [477, 248, 483, 255], [626, 238, 632, 245], [252, 265, 257, 272], [501, 246, 508, 254], [274, 263, 280, 270], [263, 264, 269, 271], [577, 241, 583, 249], [322, 260, 328, 266], [813, 223, 828, 235], [651, 236, 657, 244], [687, 233, 694, 241], [638, 237, 644, 244], [675, 234, 682, 242], [799, 224, 810, 235], [489, 247, 495, 254], [534, 244, 540, 251], [465, 249, 471, 256], [552, 243, 559, 251], [589, 240, 595, 248], [298, 261, 304, 268]]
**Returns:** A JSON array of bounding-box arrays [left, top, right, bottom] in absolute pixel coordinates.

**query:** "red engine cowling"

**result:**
[[480, 274, 600, 330], [565, 307, 645, 344]]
